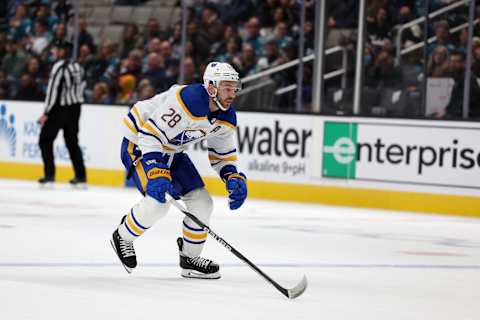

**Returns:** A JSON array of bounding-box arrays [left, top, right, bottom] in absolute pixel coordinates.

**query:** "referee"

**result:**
[[37, 40, 87, 186]]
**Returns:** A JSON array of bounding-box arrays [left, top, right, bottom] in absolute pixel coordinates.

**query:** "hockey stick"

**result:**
[[168, 196, 308, 299]]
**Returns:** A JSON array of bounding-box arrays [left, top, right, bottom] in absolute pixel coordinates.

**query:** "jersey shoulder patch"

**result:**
[[217, 106, 237, 128], [178, 84, 209, 119]]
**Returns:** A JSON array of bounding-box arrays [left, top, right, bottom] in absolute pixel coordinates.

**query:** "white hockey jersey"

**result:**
[[122, 84, 238, 176]]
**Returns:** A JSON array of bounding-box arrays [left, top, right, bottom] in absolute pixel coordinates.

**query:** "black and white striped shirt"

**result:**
[[44, 59, 86, 115]]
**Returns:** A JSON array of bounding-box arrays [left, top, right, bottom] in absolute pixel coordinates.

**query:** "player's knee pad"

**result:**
[[134, 195, 170, 226], [182, 188, 213, 225]]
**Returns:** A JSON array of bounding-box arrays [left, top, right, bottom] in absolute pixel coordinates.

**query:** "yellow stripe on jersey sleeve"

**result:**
[[176, 87, 208, 121], [143, 122, 161, 137], [131, 105, 144, 127], [215, 120, 236, 128], [123, 117, 137, 134]]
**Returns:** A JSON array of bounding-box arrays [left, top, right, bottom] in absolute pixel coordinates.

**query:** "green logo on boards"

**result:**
[[322, 122, 357, 179]]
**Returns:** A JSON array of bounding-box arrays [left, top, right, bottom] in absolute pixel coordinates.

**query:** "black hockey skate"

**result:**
[[110, 216, 137, 273], [177, 237, 220, 279], [38, 176, 54, 188], [69, 177, 87, 189]]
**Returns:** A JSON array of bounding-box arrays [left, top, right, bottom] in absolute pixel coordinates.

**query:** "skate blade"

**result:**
[[109, 239, 133, 274], [181, 269, 221, 279], [39, 182, 54, 189], [71, 183, 87, 190]]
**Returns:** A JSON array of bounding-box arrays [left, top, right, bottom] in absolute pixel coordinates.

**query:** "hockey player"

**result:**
[[110, 62, 247, 279]]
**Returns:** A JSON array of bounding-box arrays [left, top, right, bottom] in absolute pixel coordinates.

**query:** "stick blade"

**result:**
[[287, 275, 308, 299]]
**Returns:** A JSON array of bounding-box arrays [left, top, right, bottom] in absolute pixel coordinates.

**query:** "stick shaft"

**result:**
[[170, 199, 289, 297]]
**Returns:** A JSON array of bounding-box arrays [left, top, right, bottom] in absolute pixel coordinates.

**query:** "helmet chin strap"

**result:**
[[208, 86, 228, 111]]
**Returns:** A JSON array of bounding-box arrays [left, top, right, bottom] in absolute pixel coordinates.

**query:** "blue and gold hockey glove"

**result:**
[[142, 155, 172, 203], [225, 172, 247, 210]]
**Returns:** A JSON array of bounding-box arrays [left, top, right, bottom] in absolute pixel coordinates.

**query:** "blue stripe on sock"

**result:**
[[124, 223, 139, 237], [131, 209, 147, 230], [183, 221, 203, 232], [183, 237, 205, 245]]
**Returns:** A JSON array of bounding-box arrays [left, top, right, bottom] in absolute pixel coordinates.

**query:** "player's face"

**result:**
[[217, 81, 238, 108]]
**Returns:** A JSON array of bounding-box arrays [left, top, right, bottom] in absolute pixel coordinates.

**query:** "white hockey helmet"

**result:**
[[203, 62, 241, 111]]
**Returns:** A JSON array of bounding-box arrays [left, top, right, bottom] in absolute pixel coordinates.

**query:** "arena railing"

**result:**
[[395, 0, 472, 65], [237, 46, 348, 98]]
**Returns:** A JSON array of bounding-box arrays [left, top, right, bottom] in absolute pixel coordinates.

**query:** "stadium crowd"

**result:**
[[0, 0, 479, 116]]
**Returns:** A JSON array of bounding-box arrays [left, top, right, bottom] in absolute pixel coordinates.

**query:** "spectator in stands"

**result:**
[[87, 81, 112, 104], [367, 7, 393, 49], [365, 49, 403, 89], [215, 37, 240, 64], [257, 40, 281, 71], [14, 73, 44, 101], [243, 17, 266, 56], [427, 46, 449, 77], [441, 51, 480, 118], [367, 0, 389, 21], [2, 38, 30, 80], [165, 58, 180, 87], [116, 73, 136, 105], [138, 82, 155, 100], [234, 43, 257, 77], [0, 70, 11, 99], [471, 40, 480, 77], [303, 20, 315, 55], [53, 0, 73, 23], [9, 3, 32, 41], [184, 40, 196, 60], [169, 23, 183, 60], [279, 0, 300, 26], [51, 22, 67, 44], [272, 21, 293, 50], [159, 40, 173, 66], [428, 20, 456, 55], [142, 18, 162, 47], [77, 16, 95, 54], [0, 33, 7, 61], [24, 56, 44, 89], [34, 3, 59, 32], [327, 1, 358, 28], [119, 49, 143, 80], [182, 57, 201, 85], [210, 24, 242, 61], [29, 18, 52, 56], [77, 43, 94, 68], [121, 23, 142, 59], [146, 37, 162, 57], [84, 39, 119, 88], [220, 0, 255, 25], [272, 7, 289, 27], [141, 52, 166, 92], [398, 5, 422, 49], [258, 0, 277, 29], [196, 4, 224, 61]]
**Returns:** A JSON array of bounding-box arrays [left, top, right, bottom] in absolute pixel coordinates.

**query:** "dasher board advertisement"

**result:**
[[0, 101, 125, 170], [187, 112, 314, 182], [322, 121, 480, 188]]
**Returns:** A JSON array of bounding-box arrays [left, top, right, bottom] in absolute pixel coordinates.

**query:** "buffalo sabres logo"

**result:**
[[172, 129, 206, 145]]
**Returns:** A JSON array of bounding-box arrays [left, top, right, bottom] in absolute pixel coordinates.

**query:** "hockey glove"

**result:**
[[225, 172, 247, 210], [143, 157, 172, 203]]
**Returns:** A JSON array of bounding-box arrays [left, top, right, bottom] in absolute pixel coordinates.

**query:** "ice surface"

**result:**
[[0, 179, 479, 320]]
